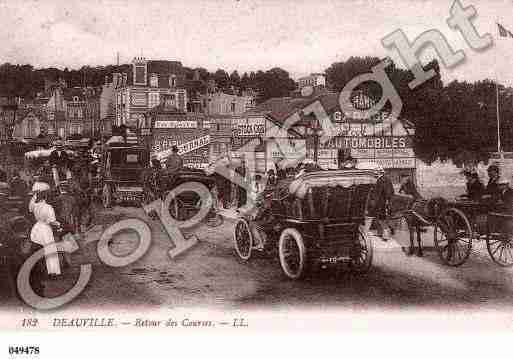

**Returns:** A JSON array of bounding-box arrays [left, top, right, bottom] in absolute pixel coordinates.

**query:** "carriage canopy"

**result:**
[[285, 169, 380, 200]]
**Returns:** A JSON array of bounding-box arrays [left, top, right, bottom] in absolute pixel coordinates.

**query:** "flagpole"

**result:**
[[495, 21, 502, 155], [496, 81, 501, 153]]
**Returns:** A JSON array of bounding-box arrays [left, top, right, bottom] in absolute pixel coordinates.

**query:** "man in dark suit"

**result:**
[[485, 164, 500, 201], [49, 141, 70, 186], [374, 166, 394, 241], [460, 169, 484, 202]]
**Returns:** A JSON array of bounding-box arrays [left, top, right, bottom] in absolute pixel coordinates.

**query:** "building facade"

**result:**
[[46, 85, 101, 139], [148, 100, 210, 169], [241, 91, 416, 180], [201, 91, 255, 115], [297, 73, 326, 89], [114, 58, 188, 129], [12, 108, 47, 140]]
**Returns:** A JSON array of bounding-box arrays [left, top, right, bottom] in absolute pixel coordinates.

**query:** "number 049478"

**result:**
[[8, 346, 40, 355]]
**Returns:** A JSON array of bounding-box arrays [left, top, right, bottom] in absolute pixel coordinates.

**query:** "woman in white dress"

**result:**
[[30, 187, 61, 277]]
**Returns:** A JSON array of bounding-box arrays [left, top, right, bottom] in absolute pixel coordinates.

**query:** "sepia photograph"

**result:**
[[1, 0, 513, 355]]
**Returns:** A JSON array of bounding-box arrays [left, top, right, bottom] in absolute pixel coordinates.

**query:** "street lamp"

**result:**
[[303, 112, 320, 164]]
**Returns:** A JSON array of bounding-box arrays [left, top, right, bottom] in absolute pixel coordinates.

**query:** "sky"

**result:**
[[1, 0, 513, 85]]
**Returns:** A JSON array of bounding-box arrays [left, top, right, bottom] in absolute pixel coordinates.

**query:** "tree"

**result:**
[[229, 70, 241, 88], [240, 72, 249, 89], [213, 69, 230, 90]]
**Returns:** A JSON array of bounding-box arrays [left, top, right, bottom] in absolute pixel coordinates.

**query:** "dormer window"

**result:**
[[73, 96, 79, 102], [150, 73, 158, 88], [169, 74, 177, 88]]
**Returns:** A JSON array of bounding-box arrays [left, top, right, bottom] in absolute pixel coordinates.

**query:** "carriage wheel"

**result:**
[[233, 219, 253, 261], [278, 228, 307, 280], [433, 207, 472, 266], [349, 230, 374, 274], [486, 235, 513, 267], [102, 184, 112, 209]]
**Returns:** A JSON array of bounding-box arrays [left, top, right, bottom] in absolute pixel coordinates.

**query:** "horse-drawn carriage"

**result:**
[[99, 143, 150, 208], [397, 196, 513, 267], [159, 168, 224, 227], [233, 169, 379, 279]]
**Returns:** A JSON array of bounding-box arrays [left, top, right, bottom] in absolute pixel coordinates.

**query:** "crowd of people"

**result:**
[[0, 139, 101, 297], [460, 164, 513, 212]]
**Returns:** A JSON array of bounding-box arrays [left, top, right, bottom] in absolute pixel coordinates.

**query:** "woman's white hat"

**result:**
[[31, 181, 50, 193]]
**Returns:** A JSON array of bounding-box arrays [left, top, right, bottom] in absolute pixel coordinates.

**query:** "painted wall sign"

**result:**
[[154, 121, 198, 129], [321, 136, 412, 149], [366, 158, 416, 169], [267, 139, 306, 159], [232, 117, 266, 137], [153, 135, 211, 160]]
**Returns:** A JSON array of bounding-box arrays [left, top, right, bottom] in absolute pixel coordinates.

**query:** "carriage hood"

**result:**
[[286, 169, 380, 199]]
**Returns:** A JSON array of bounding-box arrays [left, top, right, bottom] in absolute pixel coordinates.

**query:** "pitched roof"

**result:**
[[126, 60, 186, 88], [251, 92, 339, 125], [251, 91, 413, 129]]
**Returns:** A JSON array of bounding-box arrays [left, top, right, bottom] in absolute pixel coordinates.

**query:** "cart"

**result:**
[[233, 169, 379, 280], [399, 196, 513, 267]]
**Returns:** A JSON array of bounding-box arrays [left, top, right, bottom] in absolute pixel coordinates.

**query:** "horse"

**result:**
[[402, 197, 448, 256]]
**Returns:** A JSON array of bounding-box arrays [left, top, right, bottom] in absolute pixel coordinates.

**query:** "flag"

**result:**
[[497, 23, 513, 38]]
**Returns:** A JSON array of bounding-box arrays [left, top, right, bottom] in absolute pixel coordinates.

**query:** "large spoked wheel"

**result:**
[[278, 228, 307, 280], [102, 184, 112, 209], [350, 230, 374, 274], [486, 235, 513, 267], [433, 207, 472, 266], [233, 219, 253, 261], [486, 213, 513, 267]]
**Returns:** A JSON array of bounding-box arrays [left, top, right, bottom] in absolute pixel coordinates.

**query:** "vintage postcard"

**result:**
[[1, 0, 513, 356]]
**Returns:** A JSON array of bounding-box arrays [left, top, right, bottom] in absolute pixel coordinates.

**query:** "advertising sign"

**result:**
[[322, 136, 412, 150], [232, 117, 266, 137], [267, 139, 306, 159], [231, 136, 265, 151], [154, 121, 198, 129], [153, 135, 210, 160], [367, 158, 416, 169]]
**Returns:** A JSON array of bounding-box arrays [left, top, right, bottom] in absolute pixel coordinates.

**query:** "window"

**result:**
[[73, 96, 79, 102], [150, 73, 158, 87], [24, 121, 30, 138], [135, 65, 146, 84], [231, 103, 236, 113], [149, 92, 160, 108], [169, 74, 177, 88], [58, 127, 65, 138]]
